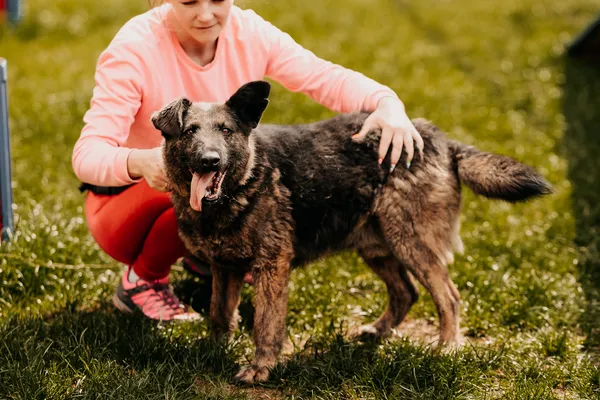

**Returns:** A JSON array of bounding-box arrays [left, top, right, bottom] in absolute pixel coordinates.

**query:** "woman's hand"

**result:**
[[127, 147, 171, 192], [352, 97, 424, 172]]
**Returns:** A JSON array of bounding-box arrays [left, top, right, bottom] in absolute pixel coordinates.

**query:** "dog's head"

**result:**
[[152, 80, 271, 212]]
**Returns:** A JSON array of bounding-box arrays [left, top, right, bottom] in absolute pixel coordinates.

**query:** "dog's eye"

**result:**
[[183, 128, 195, 137], [221, 127, 232, 135]]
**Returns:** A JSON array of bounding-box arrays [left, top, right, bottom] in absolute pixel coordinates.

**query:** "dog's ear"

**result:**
[[225, 81, 271, 129], [151, 97, 192, 140]]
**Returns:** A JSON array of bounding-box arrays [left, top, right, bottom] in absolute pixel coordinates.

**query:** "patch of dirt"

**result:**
[[194, 377, 287, 400]]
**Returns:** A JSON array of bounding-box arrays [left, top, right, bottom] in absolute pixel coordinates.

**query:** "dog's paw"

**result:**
[[347, 324, 389, 342], [436, 335, 466, 353], [233, 364, 270, 384]]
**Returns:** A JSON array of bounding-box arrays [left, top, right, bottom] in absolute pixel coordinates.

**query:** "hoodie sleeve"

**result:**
[[72, 43, 145, 186], [248, 11, 398, 113]]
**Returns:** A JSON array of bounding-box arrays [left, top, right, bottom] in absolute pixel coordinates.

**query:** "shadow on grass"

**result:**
[[0, 276, 260, 398], [0, 304, 241, 398], [0, 296, 489, 399], [562, 57, 600, 349], [269, 335, 499, 399]]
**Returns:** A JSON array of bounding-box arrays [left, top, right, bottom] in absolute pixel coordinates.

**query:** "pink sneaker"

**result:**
[[112, 267, 201, 321]]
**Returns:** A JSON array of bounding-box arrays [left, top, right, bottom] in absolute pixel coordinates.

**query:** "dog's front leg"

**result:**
[[209, 265, 245, 339], [234, 252, 291, 384]]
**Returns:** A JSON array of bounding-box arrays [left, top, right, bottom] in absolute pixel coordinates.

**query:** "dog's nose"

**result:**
[[200, 151, 220, 169]]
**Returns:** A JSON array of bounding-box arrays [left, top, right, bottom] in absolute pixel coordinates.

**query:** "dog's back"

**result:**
[[252, 113, 458, 264]]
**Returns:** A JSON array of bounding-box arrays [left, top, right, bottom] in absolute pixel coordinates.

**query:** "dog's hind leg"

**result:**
[[350, 254, 419, 340], [210, 266, 246, 339], [375, 174, 462, 345], [384, 236, 461, 345]]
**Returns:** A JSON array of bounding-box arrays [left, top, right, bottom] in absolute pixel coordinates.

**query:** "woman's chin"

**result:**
[[191, 27, 221, 41]]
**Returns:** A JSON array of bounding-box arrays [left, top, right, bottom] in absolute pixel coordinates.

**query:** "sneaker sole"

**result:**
[[112, 293, 135, 314]]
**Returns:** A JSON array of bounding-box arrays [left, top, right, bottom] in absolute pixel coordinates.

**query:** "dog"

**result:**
[[151, 81, 552, 384]]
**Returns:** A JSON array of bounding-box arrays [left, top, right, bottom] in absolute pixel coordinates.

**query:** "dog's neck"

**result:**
[[237, 134, 257, 187]]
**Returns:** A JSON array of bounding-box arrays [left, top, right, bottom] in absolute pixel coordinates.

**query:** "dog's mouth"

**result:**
[[189, 168, 227, 211]]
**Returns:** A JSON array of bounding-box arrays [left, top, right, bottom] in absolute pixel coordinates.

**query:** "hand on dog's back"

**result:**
[[352, 96, 425, 172]]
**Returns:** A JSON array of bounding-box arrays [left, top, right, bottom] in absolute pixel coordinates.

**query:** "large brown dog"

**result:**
[[152, 81, 551, 383]]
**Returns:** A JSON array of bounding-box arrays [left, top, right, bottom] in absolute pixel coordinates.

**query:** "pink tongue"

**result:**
[[190, 172, 216, 211]]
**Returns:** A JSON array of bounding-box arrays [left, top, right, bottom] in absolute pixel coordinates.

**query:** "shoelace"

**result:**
[[143, 282, 185, 316], [154, 283, 182, 309]]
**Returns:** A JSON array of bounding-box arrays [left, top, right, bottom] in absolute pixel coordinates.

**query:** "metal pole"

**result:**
[[0, 58, 14, 242], [7, 0, 22, 24]]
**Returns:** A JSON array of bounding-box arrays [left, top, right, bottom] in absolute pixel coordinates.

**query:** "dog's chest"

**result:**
[[205, 233, 255, 262], [175, 207, 260, 267], [179, 221, 257, 265]]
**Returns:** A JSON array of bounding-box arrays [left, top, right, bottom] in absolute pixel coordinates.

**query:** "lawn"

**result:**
[[1, 0, 600, 398]]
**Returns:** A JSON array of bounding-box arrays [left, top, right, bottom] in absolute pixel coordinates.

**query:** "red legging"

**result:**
[[84, 180, 188, 281]]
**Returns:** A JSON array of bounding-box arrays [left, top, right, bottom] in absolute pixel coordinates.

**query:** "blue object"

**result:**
[[0, 58, 14, 242], [7, 0, 22, 24]]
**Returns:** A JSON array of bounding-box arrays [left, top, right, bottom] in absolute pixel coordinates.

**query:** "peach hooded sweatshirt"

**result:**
[[72, 4, 398, 186]]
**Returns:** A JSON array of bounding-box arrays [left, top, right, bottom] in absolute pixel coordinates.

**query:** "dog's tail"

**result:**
[[449, 141, 552, 202]]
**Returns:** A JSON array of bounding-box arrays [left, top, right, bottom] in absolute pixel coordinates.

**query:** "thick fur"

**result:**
[[153, 81, 552, 384]]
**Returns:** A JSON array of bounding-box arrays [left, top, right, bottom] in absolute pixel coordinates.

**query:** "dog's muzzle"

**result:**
[[188, 151, 227, 212]]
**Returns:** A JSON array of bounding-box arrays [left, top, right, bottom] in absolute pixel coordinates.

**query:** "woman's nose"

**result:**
[[195, 3, 214, 23]]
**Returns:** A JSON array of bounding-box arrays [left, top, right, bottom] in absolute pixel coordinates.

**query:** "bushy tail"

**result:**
[[449, 141, 552, 202]]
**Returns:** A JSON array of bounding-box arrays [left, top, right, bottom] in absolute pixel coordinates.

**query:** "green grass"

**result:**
[[1, 0, 600, 398]]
